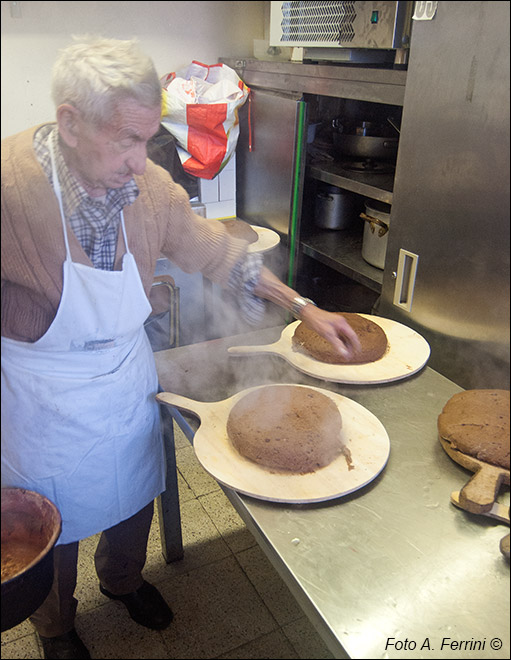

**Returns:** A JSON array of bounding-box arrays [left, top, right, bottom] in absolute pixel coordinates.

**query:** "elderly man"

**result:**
[[1, 36, 359, 659]]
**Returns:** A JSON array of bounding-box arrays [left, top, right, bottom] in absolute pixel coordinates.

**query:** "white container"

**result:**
[[361, 200, 391, 270], [198, 155, 236, 219]]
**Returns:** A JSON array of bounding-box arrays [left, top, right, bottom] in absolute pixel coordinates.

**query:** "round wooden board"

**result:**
[[247, 225, 281, 254], [228, 315, 430, 384], [157, 384, 390, 503]]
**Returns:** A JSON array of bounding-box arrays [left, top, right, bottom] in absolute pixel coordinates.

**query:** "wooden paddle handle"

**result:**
[[156, 391, 213, 420], [458, 465, 508, 514], [228, 343, 277, 355], [451, 491, 510, 523]]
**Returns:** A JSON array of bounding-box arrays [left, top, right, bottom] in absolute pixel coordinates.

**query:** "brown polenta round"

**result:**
[[292, 312, 388, 364], [438, 389, 510, 470], [226, 386, 343, 473]]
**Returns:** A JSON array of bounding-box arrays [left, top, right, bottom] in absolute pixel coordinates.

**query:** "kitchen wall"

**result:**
[[1, 0, 267, 138]]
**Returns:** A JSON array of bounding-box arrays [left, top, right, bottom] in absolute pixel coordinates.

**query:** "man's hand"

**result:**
[[300, 303, 361, 360]]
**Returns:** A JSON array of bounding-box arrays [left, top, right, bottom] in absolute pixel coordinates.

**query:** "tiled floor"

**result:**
[[1, 422, 334, 660]]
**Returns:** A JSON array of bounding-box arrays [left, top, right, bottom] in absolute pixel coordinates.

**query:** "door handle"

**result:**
[[393, 249, 419, 312]]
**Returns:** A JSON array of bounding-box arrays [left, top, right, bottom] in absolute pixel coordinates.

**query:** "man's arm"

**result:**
[[254, 266, 361, 360]]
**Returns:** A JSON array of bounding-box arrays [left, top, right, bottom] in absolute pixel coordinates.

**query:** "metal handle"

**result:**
[[393, 249, 419, 312], [386, 117, 401, 134], [360, 212, 389, 237], [148, 276, 180, 347]]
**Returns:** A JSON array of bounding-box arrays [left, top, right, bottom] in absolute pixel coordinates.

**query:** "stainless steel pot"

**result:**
[[332, 119, 399, 160], [315, 185, 358, 230], [1, 488, 61, 632], [361, 200, 391, 270]]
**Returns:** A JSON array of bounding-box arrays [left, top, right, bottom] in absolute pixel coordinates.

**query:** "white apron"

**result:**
[[1, 139, 165, 545]]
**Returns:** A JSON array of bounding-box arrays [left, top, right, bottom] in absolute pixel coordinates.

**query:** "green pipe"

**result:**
[[287, 100, 306, 289]]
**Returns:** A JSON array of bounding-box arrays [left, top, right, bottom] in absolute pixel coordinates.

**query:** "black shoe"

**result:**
[[99, 580, 173, 630], [39, 629, 91, 660]]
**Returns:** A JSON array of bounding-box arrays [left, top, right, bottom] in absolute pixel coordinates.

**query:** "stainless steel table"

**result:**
[[154, 327, 510, 660]]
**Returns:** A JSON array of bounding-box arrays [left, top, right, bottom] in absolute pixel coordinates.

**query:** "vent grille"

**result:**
[[279, 1, 357, 44]]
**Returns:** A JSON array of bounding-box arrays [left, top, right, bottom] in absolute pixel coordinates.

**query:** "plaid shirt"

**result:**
[[34, 125, 137, 271], [33, 124, 265, 323]]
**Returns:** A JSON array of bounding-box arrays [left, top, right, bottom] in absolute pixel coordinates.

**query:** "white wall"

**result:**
[[1, 0, 266, 138]]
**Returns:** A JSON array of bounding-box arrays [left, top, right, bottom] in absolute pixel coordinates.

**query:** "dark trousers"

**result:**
[[30, 501, 154, 637]]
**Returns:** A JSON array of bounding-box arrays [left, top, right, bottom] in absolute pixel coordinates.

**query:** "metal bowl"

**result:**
[[331, 119, 399, 160], [332, 133, 398, 160], [1, 488, 61, 632]]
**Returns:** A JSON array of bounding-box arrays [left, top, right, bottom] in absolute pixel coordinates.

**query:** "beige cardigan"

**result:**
[[1, 126, 248, 342]]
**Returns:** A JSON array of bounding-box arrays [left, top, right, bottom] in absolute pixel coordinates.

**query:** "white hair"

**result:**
[[51, 35, 162, 125]]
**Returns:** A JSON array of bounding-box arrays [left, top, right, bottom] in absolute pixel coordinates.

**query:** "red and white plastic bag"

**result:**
[[160, 61, 249, 180]]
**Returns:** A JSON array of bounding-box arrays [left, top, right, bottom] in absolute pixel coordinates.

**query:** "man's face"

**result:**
[[70, 97, 161, 195]]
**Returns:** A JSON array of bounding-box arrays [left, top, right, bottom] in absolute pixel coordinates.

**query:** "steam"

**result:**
[[158, 244, 319, 400]]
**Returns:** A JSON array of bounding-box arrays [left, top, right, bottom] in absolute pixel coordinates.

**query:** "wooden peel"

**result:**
[[228, 316, 430, 385], [450, 491, 509, 523], [439, 436, 510, 515], [450, 483, 510, 561], [156, 384, 390, 504]]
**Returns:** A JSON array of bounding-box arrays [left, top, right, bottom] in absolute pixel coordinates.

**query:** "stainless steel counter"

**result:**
[[154, 327, 510, 660]]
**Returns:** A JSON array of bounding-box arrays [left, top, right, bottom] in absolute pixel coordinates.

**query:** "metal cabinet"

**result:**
[[227, 58, 407, 291]]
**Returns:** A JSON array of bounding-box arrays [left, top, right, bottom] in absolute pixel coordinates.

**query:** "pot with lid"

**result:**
[[315, 185, 359, 230], [360, 200, 391, 270]]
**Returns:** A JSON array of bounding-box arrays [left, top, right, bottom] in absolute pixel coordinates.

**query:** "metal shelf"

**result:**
[[308, 160, 394, 205], [302, 160, 391, 291], [300, 225, 384, 293], [220, 58, 407, 106]]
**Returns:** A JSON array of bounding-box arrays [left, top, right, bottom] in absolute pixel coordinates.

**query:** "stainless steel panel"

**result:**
[[236, 88, 303, 235], [221, 58, 407, 106], [379, 1, 510, 389]]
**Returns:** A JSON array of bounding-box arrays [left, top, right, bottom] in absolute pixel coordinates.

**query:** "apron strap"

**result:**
[[48, 134, 72, 259], [119, 210, 131, 255]]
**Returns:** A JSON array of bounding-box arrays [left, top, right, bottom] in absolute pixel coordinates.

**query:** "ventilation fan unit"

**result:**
[[269, 1, 413, 63]]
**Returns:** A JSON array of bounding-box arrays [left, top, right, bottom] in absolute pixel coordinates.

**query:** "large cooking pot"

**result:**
[[315, 185, 359, 230], [332, 119, 399, 160], [1, 488, 61, 632], [360, 200, 391, 270]]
